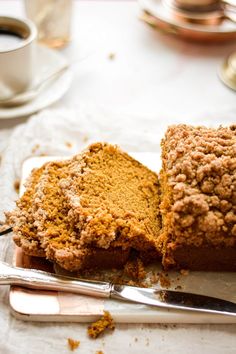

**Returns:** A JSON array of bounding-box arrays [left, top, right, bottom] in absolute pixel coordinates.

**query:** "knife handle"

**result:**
[[0, 261, 111, 298]]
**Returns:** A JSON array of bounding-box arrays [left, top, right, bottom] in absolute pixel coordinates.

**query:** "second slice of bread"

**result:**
[[38, 143, 161, 271]]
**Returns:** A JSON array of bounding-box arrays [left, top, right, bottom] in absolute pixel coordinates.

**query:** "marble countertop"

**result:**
[[0, 1, 236, 353]]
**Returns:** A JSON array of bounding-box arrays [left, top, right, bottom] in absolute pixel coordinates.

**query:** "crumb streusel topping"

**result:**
[[159, 124, 236, 268], [7, 165, 48, 257]]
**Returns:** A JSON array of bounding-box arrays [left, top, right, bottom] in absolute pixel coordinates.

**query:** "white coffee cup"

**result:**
[[0, 16, 37, 100]]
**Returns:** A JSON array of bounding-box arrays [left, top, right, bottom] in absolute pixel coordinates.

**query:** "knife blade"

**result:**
[[111, 284, 236, 316], [1, 261, 236, 316]]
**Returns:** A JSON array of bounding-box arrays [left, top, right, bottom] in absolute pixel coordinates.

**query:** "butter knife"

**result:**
[[1, 261, 236, 316]]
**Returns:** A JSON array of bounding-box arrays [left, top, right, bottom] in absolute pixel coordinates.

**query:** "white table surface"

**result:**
[[0, 1, 236, 353]]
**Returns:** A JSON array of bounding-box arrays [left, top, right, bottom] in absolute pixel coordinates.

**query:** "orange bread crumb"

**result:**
[[159, 272, 171, 288], [67, 338, 80, 351], [87, 311, 115, 339], [124, 258, 146, 280]]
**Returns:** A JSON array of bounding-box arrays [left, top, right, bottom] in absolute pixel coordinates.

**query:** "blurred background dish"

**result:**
[[139, 0, 236, 42], [0, 43, 72, 119], [24, 0, 72, 48], [164, 0, 236, 25], [219, 51, 236, 90]]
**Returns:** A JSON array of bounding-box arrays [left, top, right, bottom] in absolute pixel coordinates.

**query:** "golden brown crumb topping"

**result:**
[[87, 311, 115, 339], [33, 159, 96, 271], [34, 159, 74, 248], [7, 165, 48, 257], [159, 124, 236, 267]]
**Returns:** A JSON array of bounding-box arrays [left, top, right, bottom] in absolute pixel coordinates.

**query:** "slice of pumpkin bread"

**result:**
[[32, 158, 98, 271], [61, 143, 161, 248], [36, 143, 161, 271], [8, 157, 131, 270], [9, 143, 161, 272], [158, 124, 236, 271]]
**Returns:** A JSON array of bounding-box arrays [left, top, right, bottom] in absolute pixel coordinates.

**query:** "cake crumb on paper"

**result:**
[[14, 179, 20, 194], [175, 285, 182, 290], [88, 311, 115, 339], [65, 141, 72, 148], [124, 258, 146, 280], [96, 351, 104, 354], [180, 269, 189, 276], [67, 338, 80, 351], [159, 272, 171, 288], [108, 52, 116, 60], [31, 144, 40, 153], [126, 279, 148, 288], [83, 135, 89, 143], [150, 271, 159, 284]]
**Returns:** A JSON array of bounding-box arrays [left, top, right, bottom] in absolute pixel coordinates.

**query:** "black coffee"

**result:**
[[0, 29, 24, 51]]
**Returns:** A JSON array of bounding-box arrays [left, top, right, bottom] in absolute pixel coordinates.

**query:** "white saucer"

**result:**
[[0, 44, 72, 119]]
